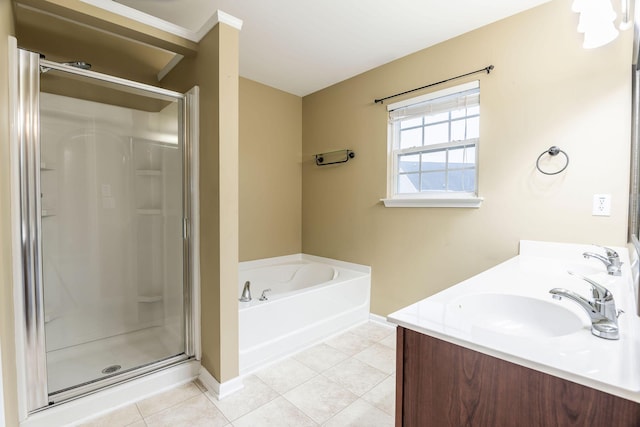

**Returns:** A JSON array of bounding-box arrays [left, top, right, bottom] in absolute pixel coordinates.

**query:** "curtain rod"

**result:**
[[374, 65, 494, 105]]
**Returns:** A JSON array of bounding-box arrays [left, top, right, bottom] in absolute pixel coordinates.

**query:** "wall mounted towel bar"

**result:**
[[314, 149, 355, 166]]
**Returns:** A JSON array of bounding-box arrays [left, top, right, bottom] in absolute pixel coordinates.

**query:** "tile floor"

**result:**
[[79, 321, 397, 427]]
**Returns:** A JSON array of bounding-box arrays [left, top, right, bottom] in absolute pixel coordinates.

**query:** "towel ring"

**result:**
[[536, 146, 569, 175]]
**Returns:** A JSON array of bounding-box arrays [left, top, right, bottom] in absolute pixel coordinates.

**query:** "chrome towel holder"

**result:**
[[314, 149, 355, 166], [536, 146, 569, 175]]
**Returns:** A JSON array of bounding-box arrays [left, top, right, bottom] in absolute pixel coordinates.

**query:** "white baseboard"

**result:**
[[369, 313, 397, 328], [198, 367, 244, 400]]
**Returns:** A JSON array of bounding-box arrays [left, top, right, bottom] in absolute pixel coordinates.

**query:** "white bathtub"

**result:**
[[238, 254, 371, 374]]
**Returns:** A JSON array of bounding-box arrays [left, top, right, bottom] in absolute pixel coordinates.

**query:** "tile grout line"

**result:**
[[136, 384, 204, 420], [319, 397, 365, 427], [206, 375, 279, 423], [278, 371, 345, 424], [132, 403, 147, 427], [318, 362, 389, 398], [278, 355, 389, 423]]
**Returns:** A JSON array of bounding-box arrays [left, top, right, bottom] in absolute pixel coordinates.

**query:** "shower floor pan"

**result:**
[[46, 325, 184, 394]]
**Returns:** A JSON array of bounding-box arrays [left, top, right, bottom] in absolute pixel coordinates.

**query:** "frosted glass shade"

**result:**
[[572, 0, 619, 49], [582, 21, 620, 48]]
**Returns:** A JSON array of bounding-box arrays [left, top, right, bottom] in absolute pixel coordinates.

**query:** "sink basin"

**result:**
[[446, 293, 585, 338]]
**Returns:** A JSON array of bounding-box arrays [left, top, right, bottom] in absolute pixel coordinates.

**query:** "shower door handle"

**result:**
[[183, 217, 189, 239]]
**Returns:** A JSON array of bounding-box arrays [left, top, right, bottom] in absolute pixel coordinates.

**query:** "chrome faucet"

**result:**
[[239, 281, 252, 302], [583, 245, 622, 276], [549, 272, 622, 340]]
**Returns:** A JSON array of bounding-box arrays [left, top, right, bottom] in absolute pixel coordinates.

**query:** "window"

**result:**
[[382, 81, 483, 208]]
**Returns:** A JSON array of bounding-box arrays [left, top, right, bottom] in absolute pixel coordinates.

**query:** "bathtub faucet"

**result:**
[[239, 281, 252, 302], [583, 245, 622, 276]]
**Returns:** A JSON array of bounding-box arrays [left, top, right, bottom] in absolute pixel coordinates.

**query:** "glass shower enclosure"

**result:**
[[16, 48, 196, 412]]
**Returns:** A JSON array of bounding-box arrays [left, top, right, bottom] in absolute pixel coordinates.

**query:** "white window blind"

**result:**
[[389, 88, 479, 122]]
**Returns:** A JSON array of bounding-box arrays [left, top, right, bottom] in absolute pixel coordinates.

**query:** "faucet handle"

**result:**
[[259, 288, 272, 301], [567, 271, 611, 300], [596, 245, 619, 260], [596, 245, 623, 272]]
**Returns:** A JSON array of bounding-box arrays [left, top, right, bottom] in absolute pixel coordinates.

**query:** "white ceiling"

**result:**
[[113, 0, 552, 96]]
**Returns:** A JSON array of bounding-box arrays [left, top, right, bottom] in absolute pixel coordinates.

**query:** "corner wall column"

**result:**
[[195, 22, 240, 383]]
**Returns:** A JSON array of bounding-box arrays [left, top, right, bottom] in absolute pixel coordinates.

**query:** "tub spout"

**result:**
[[239, 281, 252, 302]]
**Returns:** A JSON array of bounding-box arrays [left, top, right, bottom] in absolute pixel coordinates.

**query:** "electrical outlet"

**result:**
[[592, 194, 611, 216]]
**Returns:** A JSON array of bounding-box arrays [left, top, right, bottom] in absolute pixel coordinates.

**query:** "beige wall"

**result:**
[[0, 2, 18, 425], [302, 0, 633, 316], [239, 78, 302, 261], [217, 23, 240, 382], [162, 23, 240, 383]]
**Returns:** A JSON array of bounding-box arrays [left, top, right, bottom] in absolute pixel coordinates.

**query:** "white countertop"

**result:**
[[387, 240, 640, 403]]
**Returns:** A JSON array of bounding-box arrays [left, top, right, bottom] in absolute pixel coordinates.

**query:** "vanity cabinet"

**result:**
[[395, 327, 640, 426]]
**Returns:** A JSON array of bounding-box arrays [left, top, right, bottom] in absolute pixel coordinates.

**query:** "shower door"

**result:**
[[17, 49, 196, 411]]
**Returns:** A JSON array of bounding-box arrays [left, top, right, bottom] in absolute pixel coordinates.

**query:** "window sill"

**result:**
[[381, 196, 484, 208]]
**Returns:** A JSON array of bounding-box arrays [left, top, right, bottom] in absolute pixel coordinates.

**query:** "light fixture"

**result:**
[[572, 0, 620, 49], [581, 23, 620, 48]]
